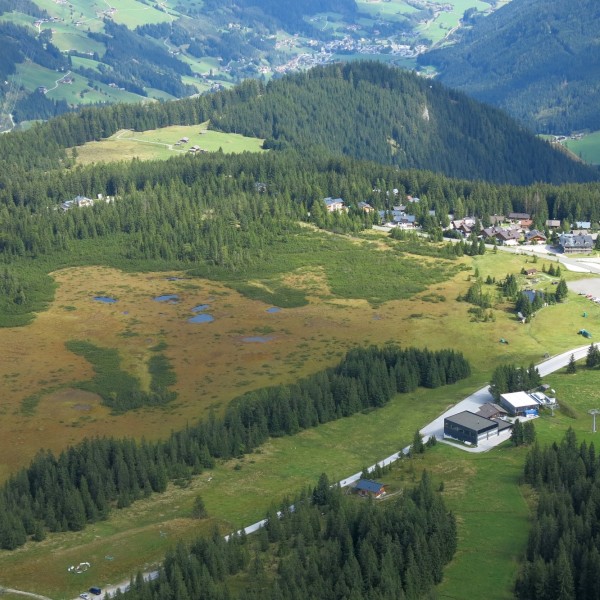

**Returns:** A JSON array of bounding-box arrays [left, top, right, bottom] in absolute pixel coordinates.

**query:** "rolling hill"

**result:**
[[208, 62, 598, 185], [419, 0, 600, 134], [2, 61, 596, 185]]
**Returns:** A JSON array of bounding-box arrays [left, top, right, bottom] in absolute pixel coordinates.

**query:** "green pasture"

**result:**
[[355, 0, 413, 21], [70, 56, 103, 73], [75, 123, 265, 164], [418, 0, 491, 44], [564, 131, 600, 165], [50, 26, 106, 55], [0, 13, 36, 27], [109, 0, 174, 27]]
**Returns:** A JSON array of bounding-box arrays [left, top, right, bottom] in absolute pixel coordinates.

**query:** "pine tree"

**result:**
[[411, 430, 425, 455], [555, 278, 568, 302], [511, 419, 524, 446], [191, 495, 207, 519], [586, 343, 600, 368], [566, 353, 577, 374], [523, 421, 536, 445]]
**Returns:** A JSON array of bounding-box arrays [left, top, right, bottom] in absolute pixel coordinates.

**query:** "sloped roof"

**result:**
[[355, 479, 385, 493]]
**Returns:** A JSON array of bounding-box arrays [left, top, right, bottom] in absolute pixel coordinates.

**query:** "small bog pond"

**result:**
[[266, 307, 281, 313], [242, 336, 273, 343], [192, 304, 210, 312], [154, 294, 179, 303], [188, 314, 215, 323], [94, 296, 117, 303]]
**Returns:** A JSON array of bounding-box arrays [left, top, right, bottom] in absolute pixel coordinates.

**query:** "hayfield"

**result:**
[[74, 123, 265, 165]]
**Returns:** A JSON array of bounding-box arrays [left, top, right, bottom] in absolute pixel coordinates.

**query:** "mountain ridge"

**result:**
[[420, 0, 600, 133]]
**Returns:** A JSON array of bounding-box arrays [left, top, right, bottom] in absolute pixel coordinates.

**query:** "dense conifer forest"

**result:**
[[112, 471, 456, 600], [516, 429, 600, 599], [0, 62, 595, 184], [2, 143, 600, 325], [0, 345, 469, 550], [421, 0, 600, 133]]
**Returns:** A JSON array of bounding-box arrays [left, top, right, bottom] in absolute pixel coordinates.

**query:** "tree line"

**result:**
[[0, 345, 470, 550], [516, 429, 600, 599], [489, 363, 542, 401], [113, 470, 456, 600]]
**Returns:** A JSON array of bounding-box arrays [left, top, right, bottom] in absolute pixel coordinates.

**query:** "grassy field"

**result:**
[[564, 131, 600, 165], [74, 123, 265, 164]]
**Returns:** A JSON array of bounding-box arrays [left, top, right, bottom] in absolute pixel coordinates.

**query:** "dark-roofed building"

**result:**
[[476, 403, 508, 420], [489, 215, 505, 225], [444, 411, 499, 444], [354, 479, 386, 498], [559, 233, 593, 254], [525, 230, 547, 244], [508, 212, 533, 228]]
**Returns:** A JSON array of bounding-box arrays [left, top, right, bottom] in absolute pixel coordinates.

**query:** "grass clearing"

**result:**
[[74, 123, 265, 165], [564, 130, 600, 165]]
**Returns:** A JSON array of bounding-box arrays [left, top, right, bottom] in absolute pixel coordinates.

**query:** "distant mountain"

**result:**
[[209, 62, 598, 185], [420, 0, 600, 134]]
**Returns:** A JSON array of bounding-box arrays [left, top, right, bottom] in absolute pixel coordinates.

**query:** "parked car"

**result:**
[[89, 587, 102, 596]]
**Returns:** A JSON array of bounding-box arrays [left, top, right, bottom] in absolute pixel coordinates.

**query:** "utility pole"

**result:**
[[589, 409, 600, 433]]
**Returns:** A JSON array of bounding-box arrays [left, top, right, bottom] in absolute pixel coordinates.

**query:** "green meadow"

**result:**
[[564, 131, 600, 165], [75, 122, 265, 164]]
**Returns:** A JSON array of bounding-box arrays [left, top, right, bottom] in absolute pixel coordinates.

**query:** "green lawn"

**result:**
[[564, 131, 600, 165]]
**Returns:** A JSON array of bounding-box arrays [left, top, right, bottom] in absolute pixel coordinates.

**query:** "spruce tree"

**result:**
[[566, 353, 577, 374]]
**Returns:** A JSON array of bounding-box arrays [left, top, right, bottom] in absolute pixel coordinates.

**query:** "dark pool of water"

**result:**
[[188, 314, 215, 323], [242, 336, 273, 343], [154, 294, 179, 303], [192, 304, 210, 312], [94, 296, 117, 303], [266, 307, 281, 313]]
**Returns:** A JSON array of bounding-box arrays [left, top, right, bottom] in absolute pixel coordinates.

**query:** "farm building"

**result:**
[[443, 411, 500, 445], [499, 392, 540, 416], [476, 403, 508, 420], [354, 479, 386, 498]]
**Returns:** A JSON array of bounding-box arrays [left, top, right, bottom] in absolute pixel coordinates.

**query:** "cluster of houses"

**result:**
[[323, 197, 597, 252], [443, 388, 555, 446]]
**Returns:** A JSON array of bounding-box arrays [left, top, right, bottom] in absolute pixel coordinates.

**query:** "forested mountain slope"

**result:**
[[209, 62, 597, 185], [420, 0, 600, 134], [0, 62, 596, 185]]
